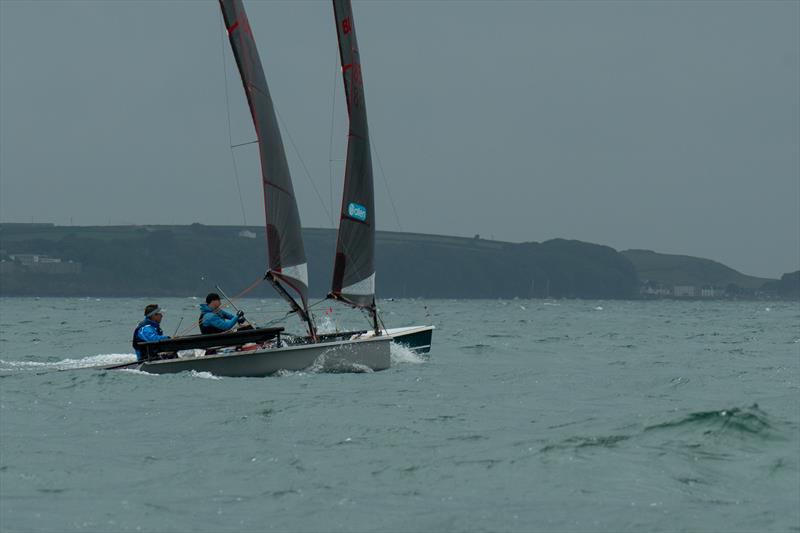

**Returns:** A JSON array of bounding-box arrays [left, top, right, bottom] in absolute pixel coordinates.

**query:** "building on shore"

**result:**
[[6, 254, 82, 274], [700, 286, 726, 298], [639, 281, 732, 300], [672, 285, 696, 298]]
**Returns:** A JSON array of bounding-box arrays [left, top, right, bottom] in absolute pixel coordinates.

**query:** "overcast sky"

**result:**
[[1, 0, 798, 278]]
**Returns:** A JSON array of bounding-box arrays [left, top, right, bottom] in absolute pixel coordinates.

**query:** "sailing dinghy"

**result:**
[[107, 0, 431, 377]]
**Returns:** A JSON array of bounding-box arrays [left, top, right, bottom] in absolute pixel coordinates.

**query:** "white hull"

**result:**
[[348, 325, 434, 355], [384, 325, 434, 354], [116, 335, 390, 377]]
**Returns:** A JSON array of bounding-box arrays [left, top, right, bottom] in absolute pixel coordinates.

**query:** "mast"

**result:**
[[329, 0, 378, 332], [219, 0, 315, 338]]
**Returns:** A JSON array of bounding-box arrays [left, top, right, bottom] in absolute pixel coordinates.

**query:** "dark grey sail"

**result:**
[[330, 0, 376, 311], [219, 0, 313, 329]]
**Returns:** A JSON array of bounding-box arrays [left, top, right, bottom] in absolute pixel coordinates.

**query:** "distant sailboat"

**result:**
[[109, 0, 430, 377]]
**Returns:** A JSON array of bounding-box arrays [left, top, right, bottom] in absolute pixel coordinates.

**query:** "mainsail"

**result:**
[[219, 0, 313, 329], [330, 0, 377, 311]]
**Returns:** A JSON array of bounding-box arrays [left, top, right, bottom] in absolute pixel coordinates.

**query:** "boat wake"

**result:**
[[272, 342, 422, 377], [0, 353, 136, 373], [117, 368, 158, 377], [0, 342, 424, 377], [186, 370, 223, 380], [305, 349, 375, 374], [390, 342, 426, 365]]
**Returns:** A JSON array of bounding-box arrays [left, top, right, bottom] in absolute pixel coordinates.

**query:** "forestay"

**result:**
[[330, 0, 377, 310]]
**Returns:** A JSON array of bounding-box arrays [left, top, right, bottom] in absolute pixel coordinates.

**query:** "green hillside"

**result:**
[[621, 249, 770, 289], [0, 224, 639, 299], [761, 271, 800, 299]]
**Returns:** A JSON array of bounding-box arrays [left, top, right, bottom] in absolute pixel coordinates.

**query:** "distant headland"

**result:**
[[0, 223, 797, 300]]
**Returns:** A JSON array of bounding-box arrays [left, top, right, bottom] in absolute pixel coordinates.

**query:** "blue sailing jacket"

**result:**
[[198, 303, 238, 334], [132, 319, 170, 361]]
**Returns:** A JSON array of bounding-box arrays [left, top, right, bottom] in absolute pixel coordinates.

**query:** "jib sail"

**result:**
[[330, 0, 376, 312]]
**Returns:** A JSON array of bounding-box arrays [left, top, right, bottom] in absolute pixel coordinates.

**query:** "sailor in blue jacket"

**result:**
[[199, 293, 245, 334], [132, 304, 170, 361]]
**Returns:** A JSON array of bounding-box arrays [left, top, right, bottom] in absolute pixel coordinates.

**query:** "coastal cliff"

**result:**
[[1, 224, 638, 299]]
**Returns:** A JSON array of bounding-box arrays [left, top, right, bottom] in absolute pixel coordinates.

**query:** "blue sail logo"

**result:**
[[347, 202, 367, 222]]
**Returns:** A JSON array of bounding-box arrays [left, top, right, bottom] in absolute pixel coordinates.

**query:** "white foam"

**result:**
[[305, 350, 334, 374], [347, 363, 374, 373], [187, 370, 222, 380], [274, 368, 305, 377], [0, 353, 136, 372], [305, 348, 374, 374], [390, 342, 426, 365], [315, 314, 339, 335], [117, 368, 158, 377]]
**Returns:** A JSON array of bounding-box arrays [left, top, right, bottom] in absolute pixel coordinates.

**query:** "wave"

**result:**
[[274, 342, 423, 376], [187, 370, 222, 380], [303, 349, 374, 374], [540, 434, 631, 452], [119, 368, 223, 379], [0, 353, 136, 372], [460, 344, 492, 350], [390, 342, 426, 364], [117, 368, 158, 377], [537, 405, 784, 458], [644, 404, 776, 439]]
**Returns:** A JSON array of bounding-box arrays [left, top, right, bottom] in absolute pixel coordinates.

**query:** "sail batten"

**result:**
[[330, 0, 376, 309], [218, 0, 311, 320]]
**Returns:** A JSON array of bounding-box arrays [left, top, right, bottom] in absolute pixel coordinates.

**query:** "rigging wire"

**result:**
[[214, 24, 385, 328], [260, 310, 294, 328], [231, 140, 258, 149], [219, 16, 248, 226], [211, 10, 384, 334], [272, 106, 334, 227], [328, 51, 340, 229], [326, 42, 402, 233], [324, 51, 385, 327], [371, 140, 403, 232], [173, 276, 265, 338]]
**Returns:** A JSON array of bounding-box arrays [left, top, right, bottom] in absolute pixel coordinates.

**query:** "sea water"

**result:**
[[0, 298, 798, 532]]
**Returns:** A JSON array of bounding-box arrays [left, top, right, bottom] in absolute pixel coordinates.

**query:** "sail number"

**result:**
[[342, 17, 352, 34]]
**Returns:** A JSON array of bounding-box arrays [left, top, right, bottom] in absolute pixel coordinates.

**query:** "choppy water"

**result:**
[[1, 297, 798, 532]]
